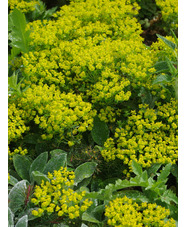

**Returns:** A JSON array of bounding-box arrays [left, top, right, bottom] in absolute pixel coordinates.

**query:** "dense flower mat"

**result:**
[[8, 0, 178, 226]]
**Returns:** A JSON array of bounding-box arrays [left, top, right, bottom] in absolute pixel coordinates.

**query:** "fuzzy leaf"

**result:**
[[8, 175, 19, 186], [8, 180, 29, 213], [74, 162, 97, 185], [50, 149, 67, 157], [43, 153, 67, 174], [29, 152, 48, 178], [15, 215, 28, 227], [91, 116, 109, 146], [8, 207, 14, 227], [31, 171, 50, 185], [13, 155, 31, 181]]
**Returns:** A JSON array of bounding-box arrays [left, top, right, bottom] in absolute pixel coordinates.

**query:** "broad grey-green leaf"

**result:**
[[43, 153, 67, 174], [74, 162, 97, 185], [8, 174, 19, 186], [8, 207, 14, 227], [8, 180, 29, 213], [29, 152, 48, 178], [91, 116, 109, 146], [13, 155, 31, 181], [15, 215, 28, 227], [50, 149, 67, 157], [31, 171, 50, 185]]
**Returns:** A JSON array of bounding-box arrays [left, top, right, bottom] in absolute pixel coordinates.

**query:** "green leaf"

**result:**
[[43, 153, 67, 174], [82, 212, 101, 224], [8, 71, 19, 90], [50, 149, 67, 157], [8, 180, 29, 213], [81, 224, 88, 227], [9, 175, 19, 186], [23, 133, 40, 144], [31, 171, 50, 185], [161, 190, 178, 205], [152, 74, 172, 85], [91, 116, 109, 146], [74, 162, 97, 186], [43, 6, 57, 19], [147, 163, 162, 177], [13, 155, 31, 181], [165, 57, 177, 75], [153, 61, 170, 74], [157, 34, 176, 50], [116, 190, 149, 203], [15, 215, 28, 227], [171, 164, 178, 179], [29, 152, 48, 178], [157, 164, 171, 182], [8, 207, 14, 227], [9, 8, 30, 53], [131, 160, 143, 176]]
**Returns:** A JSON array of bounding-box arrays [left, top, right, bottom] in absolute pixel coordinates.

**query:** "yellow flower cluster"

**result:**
[[20, 0, 157, 105], [17, 84, 96, 144], [105, 196, 176, 226], [156, 0, 178, 29], [31, 167, 93, 218], [8, 0, 40, 13], [101, 99, 178, 174], [98, 106, 121, 123], [8, 102, 30, 143], [8, 146, 28, 158]]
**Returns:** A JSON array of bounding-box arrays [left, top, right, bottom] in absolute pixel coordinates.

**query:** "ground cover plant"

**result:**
[[8, 0, 178, 226]]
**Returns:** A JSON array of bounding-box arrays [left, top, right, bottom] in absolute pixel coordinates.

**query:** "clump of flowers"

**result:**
[[8, 102, 30, 143], [20, 0, 157, 106], [156, 0, 178, 30], [101, 99, 177, 175], [105, 196, 176, 226], [8, 146, 28, 159], [8, 0, 40, 13], [31, 167, 93, 219], [17, 84, 96, 145]]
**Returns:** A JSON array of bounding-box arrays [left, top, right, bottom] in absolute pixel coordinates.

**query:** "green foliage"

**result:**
[[15, 215, 28, 227], [9, 180, 29, 213], [9, 8, 30, 53], [8, 208, 14, 227], [152, 34, 178, 99], [43, 152, 67, 174], [91, 116, 109, 146], [74, 162, 97, 186], [8, 0, 178, 226], [13, 155, 32, 181]]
